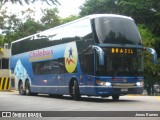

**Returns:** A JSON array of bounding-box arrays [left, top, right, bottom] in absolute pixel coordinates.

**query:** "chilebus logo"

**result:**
[[64, 42, 78, 73]]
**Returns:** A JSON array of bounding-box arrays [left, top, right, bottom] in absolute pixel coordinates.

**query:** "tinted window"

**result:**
[[11, 18, 93, 55], [61, 24, 75, 43], [74, 19, 92, 40], [94, 17, 142, 45], [80, 48, 94, 75], [74, 19, 93, 52], [32, 58, 69, 75], [96, 48, 143, 76]]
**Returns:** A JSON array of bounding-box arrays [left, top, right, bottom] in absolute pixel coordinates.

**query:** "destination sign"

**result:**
[[111, 48, 134, 54]]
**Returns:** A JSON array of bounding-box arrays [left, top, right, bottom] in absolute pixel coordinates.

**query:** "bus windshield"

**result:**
[[94, 17, 142, 45], [96, 48, 143, 76]]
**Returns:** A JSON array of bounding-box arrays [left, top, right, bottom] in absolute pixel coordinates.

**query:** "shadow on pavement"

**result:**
[[37, 94, 141, 103]]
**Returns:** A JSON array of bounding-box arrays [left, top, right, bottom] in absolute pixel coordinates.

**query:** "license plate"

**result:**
[[121, 88, 128, 92]]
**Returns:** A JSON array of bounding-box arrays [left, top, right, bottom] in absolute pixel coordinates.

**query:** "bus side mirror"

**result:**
[[145, 47, 157, 64], [92, 45, 104, 65]]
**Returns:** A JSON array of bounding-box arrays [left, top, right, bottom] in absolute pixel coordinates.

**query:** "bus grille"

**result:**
[[112, 83, 136, 88]]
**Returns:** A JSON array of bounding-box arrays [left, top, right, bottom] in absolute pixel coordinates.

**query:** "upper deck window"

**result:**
[[11, 18, 92, 55], [94, 16, 142, 45]]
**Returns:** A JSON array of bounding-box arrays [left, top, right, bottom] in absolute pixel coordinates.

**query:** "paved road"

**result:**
[[0, 91, 160, 120]]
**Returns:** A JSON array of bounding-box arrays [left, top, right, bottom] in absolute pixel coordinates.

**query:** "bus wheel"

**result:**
[[19, 81, 25, 95], [112, 95, 120, 101], [72, 80, 81, 101], [25, 81, 31, 96], [25, 80, 37, 96]]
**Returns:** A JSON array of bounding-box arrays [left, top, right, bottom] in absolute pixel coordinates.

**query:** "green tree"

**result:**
[[40, 8, 61, 29], [0, 34, 4, 46], [0, 10, 22, 45], [117, 0, 160, 36], [3, 17, 45, 45], [80, 0, 118, 16], [61, 15, 79, 24], [138, 25, 160, 95], [16, 18, 44, 38], [0, 0, 60, 6]]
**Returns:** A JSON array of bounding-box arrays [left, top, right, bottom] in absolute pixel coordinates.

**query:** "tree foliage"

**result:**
[[40, 8, 60, 29], [137, 25, 160, 95], [80, 0, 118, 16], [61, 15, 79, 24], [0, 0, 60, 5]]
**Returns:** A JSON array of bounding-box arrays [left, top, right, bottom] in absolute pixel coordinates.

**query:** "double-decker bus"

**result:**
[[10, 14, 157, 101]]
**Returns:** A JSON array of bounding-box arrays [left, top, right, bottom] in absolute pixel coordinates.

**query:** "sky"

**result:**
[[58, 0, 85, 17], [1, 0, 85, 20]]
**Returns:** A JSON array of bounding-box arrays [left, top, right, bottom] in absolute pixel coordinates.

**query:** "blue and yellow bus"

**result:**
[[10, 14, 157, 101]]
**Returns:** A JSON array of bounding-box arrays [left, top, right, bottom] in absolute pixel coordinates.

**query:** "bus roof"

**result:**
[[12, 14, 133, 44]]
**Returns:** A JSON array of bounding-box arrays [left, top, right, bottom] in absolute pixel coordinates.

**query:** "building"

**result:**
[[0, 43, 11, 90]]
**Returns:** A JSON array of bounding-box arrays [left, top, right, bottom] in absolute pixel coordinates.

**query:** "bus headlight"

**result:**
[[96, 80, 111, 87], [136, 81, 144, 86], [106, 82, 112, 86]]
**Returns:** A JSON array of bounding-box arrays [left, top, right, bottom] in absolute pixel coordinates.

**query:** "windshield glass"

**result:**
[[94, 17, 142, 45], [96, 48, 143, 76]]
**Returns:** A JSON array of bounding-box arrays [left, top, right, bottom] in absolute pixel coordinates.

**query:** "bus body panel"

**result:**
[[94, 76, 143, 96]]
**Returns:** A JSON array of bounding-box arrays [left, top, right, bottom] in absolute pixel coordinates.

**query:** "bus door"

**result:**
[[81, 49, 95, 95]]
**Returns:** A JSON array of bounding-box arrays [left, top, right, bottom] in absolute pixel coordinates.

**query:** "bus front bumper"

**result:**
[[94, 86, 143, 96]]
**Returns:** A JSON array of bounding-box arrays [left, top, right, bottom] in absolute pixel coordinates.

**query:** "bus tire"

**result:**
[[112, 95, 120, 101], [25, 80, 31, 96], [19, 81, 25, 95], [25, 80, 37, 96], [73, 80, 81, 101]]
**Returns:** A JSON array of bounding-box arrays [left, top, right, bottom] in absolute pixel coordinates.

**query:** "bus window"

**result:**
[[32, 58, 67, 75], [96, 48, 143, 76], [75, 19, 92, 40], [94, 17, 142, 45], [58, 58, 66, 74], [2, 58, 9, 69], [80, 49, 94, 75]]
